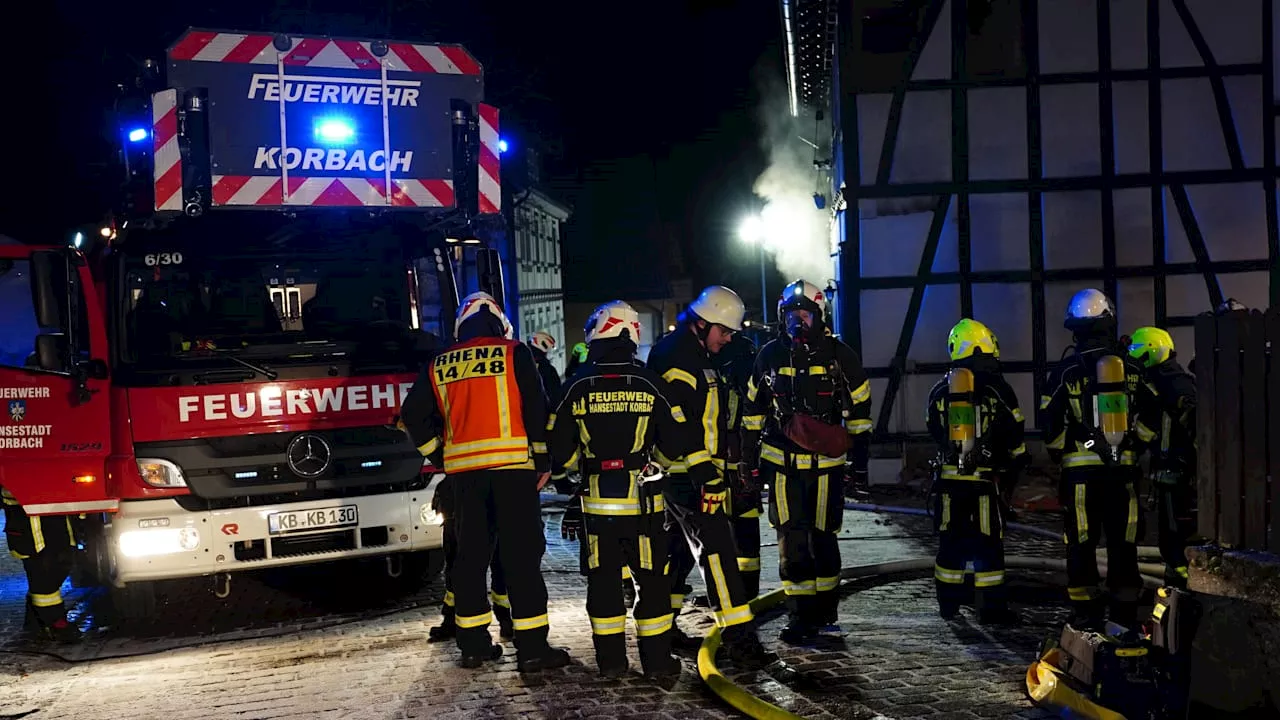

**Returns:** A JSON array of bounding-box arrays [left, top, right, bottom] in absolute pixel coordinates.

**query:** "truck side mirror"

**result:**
[[35, 333, 69, 373], [29, 250, 69, 330]]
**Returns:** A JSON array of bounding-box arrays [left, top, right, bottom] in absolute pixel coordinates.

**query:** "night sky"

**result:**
[[3, 0, 785, 310]]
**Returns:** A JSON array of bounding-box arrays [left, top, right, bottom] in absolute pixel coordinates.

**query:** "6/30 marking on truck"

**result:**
[[143, 252, 184, 266], [267, 505, 358, 534]]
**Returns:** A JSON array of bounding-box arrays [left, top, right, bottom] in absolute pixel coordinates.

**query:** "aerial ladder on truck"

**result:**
[[0, 28, 509, 620]]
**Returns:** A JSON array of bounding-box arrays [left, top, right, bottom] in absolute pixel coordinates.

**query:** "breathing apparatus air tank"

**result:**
[[1094, 355, 1128, 462], [947, 368, 978, 471]]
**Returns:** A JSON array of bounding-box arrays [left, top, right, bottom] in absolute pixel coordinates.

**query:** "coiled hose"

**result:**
[[697, 504, 1170, 720]]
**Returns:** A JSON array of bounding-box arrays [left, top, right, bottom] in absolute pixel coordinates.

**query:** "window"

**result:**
[[0, 259, 40, 368]]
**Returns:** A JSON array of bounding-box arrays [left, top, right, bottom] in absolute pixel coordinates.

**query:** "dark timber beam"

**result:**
[[1098, 0, 1118, 309], [892, 62, 1264, 90], [1169, 184, 1226, 309], [844, 166, 1280, 199], [852, 258, 1273, 289], [1148, 0, 1167, 326], [1169, 0, 1246, 171], [874, 194, 952, 435], [875, 0, 947, 186], [952, 0, 972, 318], [836, 0, 863, 352], [1264, 0, 1280, 307], [1023, 0, 1047, 420]]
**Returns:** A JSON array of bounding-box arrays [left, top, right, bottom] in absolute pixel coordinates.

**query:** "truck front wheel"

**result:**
[[110, 581, 158, 623], [392, 549, 445, 592]]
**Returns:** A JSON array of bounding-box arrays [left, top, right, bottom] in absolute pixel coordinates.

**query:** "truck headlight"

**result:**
[[137, 458, 187, 488], [420, 503, 444, 526], [119, 527, 201, 558]]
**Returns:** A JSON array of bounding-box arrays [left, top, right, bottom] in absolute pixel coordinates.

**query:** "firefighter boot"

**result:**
[[722, 625, 778, 670], [458, 643, 504, 669], [639, 633, 682, 679], [668, 624, 702, 653], [779, 618, 821, 646], [516, 646, 572, 674], [428, 606, 456, 643], [1069, 599, 1106, 632], [25, 600, 82, 644]]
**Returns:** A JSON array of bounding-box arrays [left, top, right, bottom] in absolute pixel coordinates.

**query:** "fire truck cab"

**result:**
[[0, 28, 507, 618]]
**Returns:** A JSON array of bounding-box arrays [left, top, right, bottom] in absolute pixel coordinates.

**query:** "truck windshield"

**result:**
[[117, 215, 443, 372]]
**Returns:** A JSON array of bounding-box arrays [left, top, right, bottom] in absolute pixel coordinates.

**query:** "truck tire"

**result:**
[[395, 549, 445, 592], [111, 581, 158, 623]]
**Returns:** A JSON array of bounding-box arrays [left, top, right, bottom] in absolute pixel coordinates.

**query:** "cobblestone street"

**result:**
[[1, 495, 1070, 719]]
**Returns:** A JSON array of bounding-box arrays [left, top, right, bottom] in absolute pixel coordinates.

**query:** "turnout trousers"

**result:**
[[931, 478, 1007, 613], [663, 474, 755, 632], [436, 476, 512, 634], [1154, 480, 1195, 588], [1060, 465, 1143, 628], [762, 463, 844, 627], [2, 490, 78, 627], [582, 512, 675, 673], [729, 479, 763, 600], [452, 468, 553, 660]]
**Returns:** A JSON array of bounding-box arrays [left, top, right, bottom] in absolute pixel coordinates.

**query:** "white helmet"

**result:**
[[528, 331, 556, 353], [687, 285, 745, 331], [455, 291, 512, 339], [586, 300, 642, 343], [778, 279, 827, 317], [1064, 288, 1114, 324]]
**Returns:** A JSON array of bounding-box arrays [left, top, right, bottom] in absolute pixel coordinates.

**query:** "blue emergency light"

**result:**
[[314, 117, 356, 145], [127, 128, 149, 143], [497, 138, 509, 154]]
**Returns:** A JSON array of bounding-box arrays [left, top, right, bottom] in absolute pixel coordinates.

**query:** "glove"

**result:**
[[700, 481, 729, 516], [561, 503, 583, 542], [737, 462, 762, 492]]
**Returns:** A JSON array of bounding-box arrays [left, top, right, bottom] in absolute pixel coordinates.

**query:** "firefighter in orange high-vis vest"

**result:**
[[401, 292, 571, 673]]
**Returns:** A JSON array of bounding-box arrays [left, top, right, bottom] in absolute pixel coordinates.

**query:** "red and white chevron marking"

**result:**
[[210, 176, 455, 208], [477, 103, 501, 214], [169, 31, 482, 75], [152, 89, 183, 212]]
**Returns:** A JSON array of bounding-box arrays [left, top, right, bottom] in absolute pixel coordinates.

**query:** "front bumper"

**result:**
[[104, 476, 446, 586]]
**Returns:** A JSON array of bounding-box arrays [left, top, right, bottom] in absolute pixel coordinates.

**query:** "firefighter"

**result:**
[[1041, 289, 1160, 630], [925, 319, 1027, 624], [528, 331, 563, 404], [714, 331, 763, 600], [1, 489, 81, 642], [647, 285, 774, 667], [1127, 326, 1197, 588], [400, 291, 570, 672], [740, 280, 872, 643], [547, 300, 693, 678]]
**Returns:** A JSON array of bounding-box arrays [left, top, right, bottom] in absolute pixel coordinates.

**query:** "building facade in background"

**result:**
[[512, 188, 571, 374], [780, 0, 1279, 441]]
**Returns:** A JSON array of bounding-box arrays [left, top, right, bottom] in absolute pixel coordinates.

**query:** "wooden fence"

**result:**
[[1194, 307, 1280, 553]]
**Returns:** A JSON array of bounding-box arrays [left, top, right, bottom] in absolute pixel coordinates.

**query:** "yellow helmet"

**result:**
[[1127, 326, 1174, 368], [947, 318, 999, 361]]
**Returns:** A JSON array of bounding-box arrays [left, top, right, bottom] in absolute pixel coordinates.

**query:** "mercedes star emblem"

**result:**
[[286, 433, 332, 478]]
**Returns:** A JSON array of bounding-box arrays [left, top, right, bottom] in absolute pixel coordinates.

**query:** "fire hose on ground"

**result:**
[[697, 503, 1171, 720]]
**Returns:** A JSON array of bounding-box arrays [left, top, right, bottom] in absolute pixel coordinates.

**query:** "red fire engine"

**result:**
[[0, 28, 507, 617]]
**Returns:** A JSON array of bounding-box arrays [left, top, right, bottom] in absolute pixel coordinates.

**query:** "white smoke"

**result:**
[[751, 69, 832, 287]]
